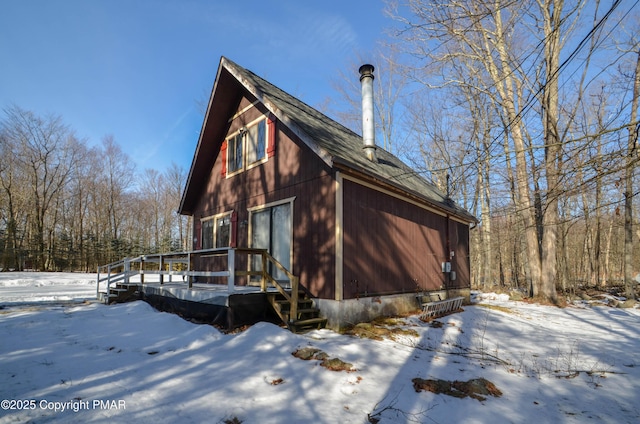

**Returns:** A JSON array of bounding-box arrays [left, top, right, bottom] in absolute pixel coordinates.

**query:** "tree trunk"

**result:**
[[537, 0, 564, 303], [624, 49, 640, 300]]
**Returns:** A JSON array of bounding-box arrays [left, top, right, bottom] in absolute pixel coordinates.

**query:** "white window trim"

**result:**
[[226, 132, 244, 177], [247, 196, 296, 213], [228, 100, 260, 122], [226, 116, 269, 178], [200, 217, 214, 250], [201, 210, 233, 248], [247, 197, 296, 279]]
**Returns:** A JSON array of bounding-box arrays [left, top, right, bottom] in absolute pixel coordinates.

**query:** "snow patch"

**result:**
[[1, 272, 639, 423]]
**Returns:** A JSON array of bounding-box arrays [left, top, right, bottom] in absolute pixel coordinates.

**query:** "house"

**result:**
[[178, 57, 477, 329]]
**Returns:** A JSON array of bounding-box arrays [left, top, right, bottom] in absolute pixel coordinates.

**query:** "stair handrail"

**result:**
[[97, 255, 148, 298], [97, 248, 303, 321], [260, 251, 299, 323]]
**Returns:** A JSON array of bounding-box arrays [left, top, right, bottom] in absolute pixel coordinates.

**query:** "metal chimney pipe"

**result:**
[[359, 64, 377, 162]]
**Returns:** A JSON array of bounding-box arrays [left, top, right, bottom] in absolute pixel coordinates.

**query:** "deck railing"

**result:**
[[96, 248, 299, 320]]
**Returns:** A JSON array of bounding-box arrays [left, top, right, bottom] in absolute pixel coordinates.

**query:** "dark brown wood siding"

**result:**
[[191, 95, 336, 298], [449, 220, 471, 289], [342, 180, 471, 299]]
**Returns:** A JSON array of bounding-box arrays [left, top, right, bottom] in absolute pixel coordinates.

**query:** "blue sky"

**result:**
[[0, 0, 392, 172]]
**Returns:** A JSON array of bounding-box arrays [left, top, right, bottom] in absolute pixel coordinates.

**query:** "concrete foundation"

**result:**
[[102, 281, 470, 331], [316, 288, 471, 331]]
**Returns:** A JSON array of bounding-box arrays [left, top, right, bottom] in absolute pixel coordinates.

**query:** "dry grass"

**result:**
[[292, 347, 355, 372], [342, 317, 419, 341], [412, 377, 502, 402]]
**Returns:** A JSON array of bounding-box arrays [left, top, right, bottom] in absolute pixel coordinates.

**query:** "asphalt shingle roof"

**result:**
[[222, 57, 476, 223]]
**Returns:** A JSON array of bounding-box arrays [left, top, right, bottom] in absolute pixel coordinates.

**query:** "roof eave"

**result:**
[[178, 58, 227, 216], [333, 158, 477, 224], [221, 57, 335, 168]]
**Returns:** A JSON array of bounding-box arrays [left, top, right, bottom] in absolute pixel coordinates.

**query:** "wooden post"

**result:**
[[140, 257, 144, 284], [106, 264, 112, 301], [188, 252, 192, 289], [261, 251, 268, 292], [96, 267, 100, 300], [124, 259, 130, 284], [228, 248, 235, 293], [159, 255, 164, 285], [290, 276, 299, 322]]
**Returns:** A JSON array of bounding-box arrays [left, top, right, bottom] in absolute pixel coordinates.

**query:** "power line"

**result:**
[[396, 0, 638, 182]]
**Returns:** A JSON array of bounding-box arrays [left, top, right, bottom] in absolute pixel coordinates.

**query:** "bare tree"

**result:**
[[0, 104, 191, 271], [2, 106, 80, 270], [100, 135, 136, 260], [0, 128, 24, 270], [165, 163, 189, 251], [65, 143, 93, 270], [138, 169, 166, 252], [391, 0, 547, 297], [326, 47, 410, 156], [623, 48, 639, 299], [387, 0, 634, 301]]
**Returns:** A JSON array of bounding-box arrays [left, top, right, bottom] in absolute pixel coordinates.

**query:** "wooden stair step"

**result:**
[[98, 293, 119, 304], [274, 296, 312, 303], [295, 308, 320, 315], [290, 317, 327, 332], [273, 306, 320, 316], [266, 284, 326, 333], [274, 299, 313, 309], [293, 317, 326, 326]]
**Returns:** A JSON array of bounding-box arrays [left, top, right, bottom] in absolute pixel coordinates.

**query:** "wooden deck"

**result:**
[[136, 281, 278, 329], [111, 280, 276, 306], [97, 248, 327, 332]]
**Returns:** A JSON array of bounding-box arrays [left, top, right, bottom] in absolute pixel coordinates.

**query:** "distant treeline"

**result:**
[[0, 105, 190, 272]]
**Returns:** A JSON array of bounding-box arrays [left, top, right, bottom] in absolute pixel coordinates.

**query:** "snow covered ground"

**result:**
[[0, 272, 96, 305], [1, 273, 639, 423]]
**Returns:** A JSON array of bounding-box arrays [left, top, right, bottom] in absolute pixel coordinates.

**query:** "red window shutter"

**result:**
[[267, 115, 276, 158], [230, 211, 238, 248], [220, 140, 227, 177]]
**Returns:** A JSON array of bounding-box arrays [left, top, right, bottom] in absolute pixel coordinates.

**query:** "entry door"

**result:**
[[251, 202, 292, 284]]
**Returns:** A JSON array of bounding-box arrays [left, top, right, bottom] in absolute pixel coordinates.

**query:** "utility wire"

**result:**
[[397, 0, 637, 182]]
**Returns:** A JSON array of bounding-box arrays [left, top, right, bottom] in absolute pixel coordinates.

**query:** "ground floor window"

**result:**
[[201, 211, 233, 249], [215, 214, 231, 248]]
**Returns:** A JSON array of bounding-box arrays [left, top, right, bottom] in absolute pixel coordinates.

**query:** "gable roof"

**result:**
[[180, 57, 476, 223]]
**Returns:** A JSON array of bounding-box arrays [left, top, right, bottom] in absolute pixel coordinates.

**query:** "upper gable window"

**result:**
[[226, 117, 267, 176], [247, 119, 266, 164], [228, 132, 244, 173]]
